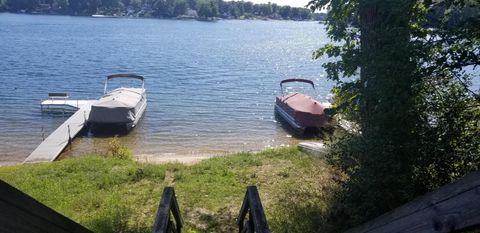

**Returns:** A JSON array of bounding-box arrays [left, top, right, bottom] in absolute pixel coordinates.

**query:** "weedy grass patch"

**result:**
[[0, 147, 342, 233]]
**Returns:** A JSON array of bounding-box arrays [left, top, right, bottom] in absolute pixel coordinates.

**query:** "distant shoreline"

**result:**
[[0, 0, 327, 22], [0, 11, 324, 22]]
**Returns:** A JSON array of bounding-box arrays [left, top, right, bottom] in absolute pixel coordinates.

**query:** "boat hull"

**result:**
[[275, 104, 306, 134]]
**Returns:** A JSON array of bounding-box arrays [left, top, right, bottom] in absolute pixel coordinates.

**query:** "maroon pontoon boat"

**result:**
[[274, 79, 330, 135]]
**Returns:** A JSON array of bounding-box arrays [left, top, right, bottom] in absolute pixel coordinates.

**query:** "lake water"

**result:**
[[0, 13, 334, 164]]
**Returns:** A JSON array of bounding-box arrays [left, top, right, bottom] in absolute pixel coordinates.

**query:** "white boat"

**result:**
[[88, 74, 146, 132], [91, 14, 119, 18]]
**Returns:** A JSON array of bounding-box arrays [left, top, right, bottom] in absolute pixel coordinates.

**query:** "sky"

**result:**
[[243, 0, 311, 8]]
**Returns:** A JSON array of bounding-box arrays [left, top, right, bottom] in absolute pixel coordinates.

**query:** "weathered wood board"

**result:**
[[0, 180, 92, 233], [298, 142, 329, 157], [345, 171, 480, 233]]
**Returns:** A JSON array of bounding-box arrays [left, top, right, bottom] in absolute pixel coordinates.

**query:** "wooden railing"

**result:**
[[346, 171, 480, 233], [0, 180, 92, 233], [152, 187, 183, 233], [237, 186, 270, 233]]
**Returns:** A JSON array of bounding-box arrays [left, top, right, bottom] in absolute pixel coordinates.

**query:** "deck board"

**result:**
[[298, 142, 329, 157], [23, 103, 93, 164]]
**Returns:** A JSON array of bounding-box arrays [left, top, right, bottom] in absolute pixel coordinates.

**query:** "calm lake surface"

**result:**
[[0, 13, 334, 164]]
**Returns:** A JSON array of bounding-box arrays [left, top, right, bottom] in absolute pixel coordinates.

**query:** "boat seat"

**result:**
[[48, 93, 69, 99]]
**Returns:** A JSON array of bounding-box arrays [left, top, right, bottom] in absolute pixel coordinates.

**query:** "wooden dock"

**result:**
[[298, 142, 329, 157], [40, 99, 94, 113], [23, 102, 93, 164]]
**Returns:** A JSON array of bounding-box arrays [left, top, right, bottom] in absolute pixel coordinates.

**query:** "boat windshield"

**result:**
[[281, 81, 317, 97], [104, 75, 144, 94]]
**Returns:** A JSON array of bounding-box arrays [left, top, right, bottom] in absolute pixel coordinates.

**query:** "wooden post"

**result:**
[[237, 186, 270, 233], [68, 125, 72, 150], [152, 187, 183, 233]]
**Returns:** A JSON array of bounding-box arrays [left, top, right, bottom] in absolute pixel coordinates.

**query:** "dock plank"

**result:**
[[298, 142, 329, 157], [23, 103, 93, 164], [40, 100, 93, 113]]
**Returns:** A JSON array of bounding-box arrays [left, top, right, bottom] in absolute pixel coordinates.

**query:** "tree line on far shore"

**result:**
[[0, 0, 325, 21]]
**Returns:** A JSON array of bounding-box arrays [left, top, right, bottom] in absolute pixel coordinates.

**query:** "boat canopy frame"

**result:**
[[104, 74, 145, 94], [280, 78, 315, 95]]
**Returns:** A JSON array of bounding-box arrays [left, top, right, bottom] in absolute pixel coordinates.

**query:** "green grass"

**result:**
[[0, 147, 341, 233]]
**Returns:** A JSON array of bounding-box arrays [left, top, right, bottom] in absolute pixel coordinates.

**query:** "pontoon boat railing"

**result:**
[[280, 79, 315, 95], [280, 78, 315, 88]]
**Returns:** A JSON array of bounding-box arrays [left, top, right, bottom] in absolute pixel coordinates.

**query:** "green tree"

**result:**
[[216, 0, 226, 16], [279, 5, 290, 19], [235, 1, 244, 16], [101, 0, 120, 8], [271, 3, 278, 15], [299, 8, 311, 20], [289, 6, 299, 19], [5, 0, 38, 11], [153, 0, 171, 17], [228, 3, 240, 18], [243, 1, 252, 13], [55, 0, 69, 11], [185, 0, 196, 9], [68, 0, 100, 15], [259, 3, 271, 16], [173, 0, 187, 15], [251, 3, 259, 14], [309, 0, 480, 229], [0, 0, 6, 11], [209, 0, 218, 17], [130, 0, 142, 8], [197, 0, 216, 18]]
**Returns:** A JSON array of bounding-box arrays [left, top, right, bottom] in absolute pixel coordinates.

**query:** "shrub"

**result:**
[[106, 136, 133, 160]]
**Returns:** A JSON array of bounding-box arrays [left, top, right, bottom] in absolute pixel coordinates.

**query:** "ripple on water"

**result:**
[[0, 14, 334, 164]]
